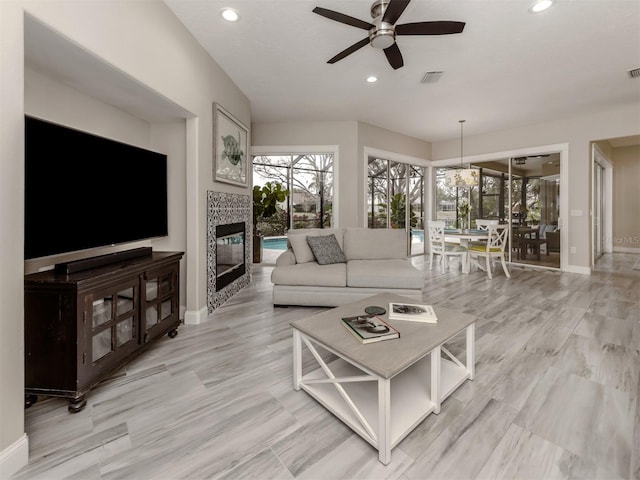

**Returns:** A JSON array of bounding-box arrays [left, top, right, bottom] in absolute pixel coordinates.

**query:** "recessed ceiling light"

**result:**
[[220, 8, 239, 22], [529, 0, 554, 13], [366, 76, 378, 83]]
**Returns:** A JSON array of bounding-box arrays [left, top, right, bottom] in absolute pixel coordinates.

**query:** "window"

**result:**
[[253, 153, 334, 232], [436, 166, 505, 228]]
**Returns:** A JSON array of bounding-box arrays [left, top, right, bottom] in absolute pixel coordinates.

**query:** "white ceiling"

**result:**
[[164, 0, 640, 143]]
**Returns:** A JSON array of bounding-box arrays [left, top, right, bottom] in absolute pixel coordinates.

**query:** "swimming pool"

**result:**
[[412, 230, 424, 242], [263, 237, 288, 250]]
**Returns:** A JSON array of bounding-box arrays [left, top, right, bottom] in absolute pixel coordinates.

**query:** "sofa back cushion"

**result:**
[[287, 228, 344, 264], [343, 228, 407, 260]]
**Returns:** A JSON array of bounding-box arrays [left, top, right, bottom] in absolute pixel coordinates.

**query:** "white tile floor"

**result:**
[[13, 253, 640, 480]]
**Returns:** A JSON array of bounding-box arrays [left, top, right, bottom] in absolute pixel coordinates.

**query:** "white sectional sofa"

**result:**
[[271, 227, 423, 307]]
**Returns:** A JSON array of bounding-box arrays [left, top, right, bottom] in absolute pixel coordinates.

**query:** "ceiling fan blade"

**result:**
[[382, 0, 410, 25], [396, 21, 466, 35], [383, 43, 404, 70], [327, 37, 370, 64], [312, 7, 374, 31]]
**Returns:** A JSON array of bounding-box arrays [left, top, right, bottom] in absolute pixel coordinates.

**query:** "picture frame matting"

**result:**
[[213, 103, 249, 186]]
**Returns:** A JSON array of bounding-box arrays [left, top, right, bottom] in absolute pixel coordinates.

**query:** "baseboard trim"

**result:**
[[564, 264, 591, 275], [613, 246, 640, 253], [0, 434, 29, 479], [184, 305, 208, 325]]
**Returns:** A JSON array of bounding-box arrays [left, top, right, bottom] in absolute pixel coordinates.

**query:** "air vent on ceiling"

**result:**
[[628, 67, 640, 79], [421, 71, 444, 83]]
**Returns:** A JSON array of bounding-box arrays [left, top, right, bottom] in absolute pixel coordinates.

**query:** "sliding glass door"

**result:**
[[367, 157, 425, 255], [510, 156, 560, 268], [434, 154, 561, 269], [409, 165, 425, 255]]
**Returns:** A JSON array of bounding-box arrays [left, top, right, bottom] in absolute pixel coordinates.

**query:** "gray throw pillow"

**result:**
[[306, 234, 347, 265]]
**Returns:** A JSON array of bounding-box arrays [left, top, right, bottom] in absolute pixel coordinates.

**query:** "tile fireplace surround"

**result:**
[[207, 191, 251, 313]]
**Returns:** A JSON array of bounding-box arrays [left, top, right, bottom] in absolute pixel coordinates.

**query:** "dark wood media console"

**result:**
[[24, 250, 184, 412]]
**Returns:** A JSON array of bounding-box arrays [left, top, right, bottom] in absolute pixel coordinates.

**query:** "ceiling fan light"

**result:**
[[370, 31, 395, 49], [366, 76, 378, 83], [529, 0, 554, 13]]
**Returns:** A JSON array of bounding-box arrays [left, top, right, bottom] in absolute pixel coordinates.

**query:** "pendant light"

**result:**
[[444, 120, 479, 188]]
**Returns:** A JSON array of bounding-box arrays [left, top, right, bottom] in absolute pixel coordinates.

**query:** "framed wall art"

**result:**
[[213, 103, 249, 186]]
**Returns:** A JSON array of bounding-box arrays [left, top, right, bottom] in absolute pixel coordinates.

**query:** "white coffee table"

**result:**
[[290, 292, 475, 465]]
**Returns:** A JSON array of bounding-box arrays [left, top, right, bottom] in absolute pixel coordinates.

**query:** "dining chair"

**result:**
[[475, 219, 499, 231], [467, 224, 510, 279], [427, 220, 468, 273], [471, 219, 498, 259]]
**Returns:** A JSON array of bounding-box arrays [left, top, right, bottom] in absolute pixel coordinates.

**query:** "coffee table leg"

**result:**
[[431, 345, 441, 414], [378, 378, 391, 465], [293, 329, 302, 390]]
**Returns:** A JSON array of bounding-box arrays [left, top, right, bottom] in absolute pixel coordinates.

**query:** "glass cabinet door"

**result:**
[[86, 280, 138, 368], [141, 264, 179, 343]]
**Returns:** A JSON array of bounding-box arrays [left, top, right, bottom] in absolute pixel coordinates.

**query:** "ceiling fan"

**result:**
[[312, 0, 465, 70]]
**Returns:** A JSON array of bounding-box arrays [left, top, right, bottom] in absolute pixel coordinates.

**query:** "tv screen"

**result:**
[[25, 116, 168, 260]]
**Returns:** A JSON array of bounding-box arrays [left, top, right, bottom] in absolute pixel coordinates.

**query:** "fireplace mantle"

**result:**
[[207, 191, 251, 313]]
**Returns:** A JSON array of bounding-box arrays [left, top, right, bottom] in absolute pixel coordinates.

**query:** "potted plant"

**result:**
[[252, 182, 289, 263], [526, 201, 541, 225], [389, 193, 418, 229]]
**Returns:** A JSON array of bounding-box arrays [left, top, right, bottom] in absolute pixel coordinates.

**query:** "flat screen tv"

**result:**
[[25, 116, 168, 260]]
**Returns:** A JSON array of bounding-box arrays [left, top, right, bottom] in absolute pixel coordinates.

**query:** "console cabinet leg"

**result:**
[[68, 395, 87, 413], [25, 394, 38, 409]]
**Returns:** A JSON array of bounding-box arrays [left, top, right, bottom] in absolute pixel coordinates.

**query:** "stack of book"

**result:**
[[342, 314, 400, 344], [388, 302, 438, 323]]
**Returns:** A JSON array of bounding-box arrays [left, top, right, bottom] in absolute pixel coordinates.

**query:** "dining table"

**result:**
[[515, 226, 548, 260], [444, 229, 489, 273]]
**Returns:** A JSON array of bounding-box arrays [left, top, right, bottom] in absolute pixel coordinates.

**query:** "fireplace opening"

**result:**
[[216, 222, 246, 291]]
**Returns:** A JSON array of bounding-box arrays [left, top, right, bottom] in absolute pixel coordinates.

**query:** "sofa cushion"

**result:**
[[347, 259, 423, 289], [343, 228, 407, 260], [271, 262, 347, 287], [307, 234, 347, 265], [287, 228, 344, 264]]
